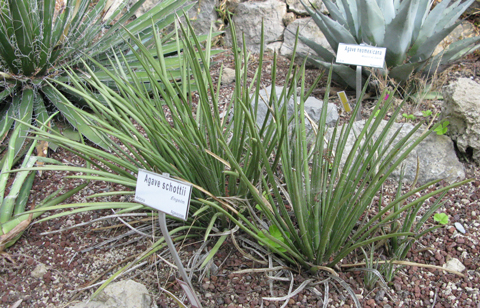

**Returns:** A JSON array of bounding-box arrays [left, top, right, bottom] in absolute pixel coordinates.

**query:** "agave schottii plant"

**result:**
[[300, 0, 480, 88], [0, 0, 195, 162]]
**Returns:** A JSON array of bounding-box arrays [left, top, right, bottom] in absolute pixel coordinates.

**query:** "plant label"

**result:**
[[337, 91, 351, 112], [177, 278, 202, 307], [336, 43, 386, 68], [134, 169, 192, 221]]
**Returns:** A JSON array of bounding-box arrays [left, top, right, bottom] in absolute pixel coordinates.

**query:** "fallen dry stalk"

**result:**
[[340, 260, 466, 278]]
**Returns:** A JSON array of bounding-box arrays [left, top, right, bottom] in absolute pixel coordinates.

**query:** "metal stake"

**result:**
[[157, 173, 202, 307], [158, 212, 203, 307], [356, 65, 362, 121]]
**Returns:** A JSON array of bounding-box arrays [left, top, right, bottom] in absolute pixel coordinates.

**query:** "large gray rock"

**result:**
[[128, 0, 218, 36], [188, 0, 220, 35], [253, 86, 338, 129], [280, 17, 332, 61], [327, 120, 465, 185], [286, 0, 327, 15], [441, 78, 480, 164], [69, 280, 154, 308], [225, 0, 287, 53]]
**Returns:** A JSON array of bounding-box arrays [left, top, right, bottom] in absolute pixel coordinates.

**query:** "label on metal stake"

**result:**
[[135, 169, 192, 221], [337, 91, 351, 113], [336, 43, 386, 68]]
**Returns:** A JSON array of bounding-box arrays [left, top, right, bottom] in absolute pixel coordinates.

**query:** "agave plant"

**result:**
[[299, 0, 480, 88], [0, 0, 194, 163], [207, 70, 470, 269]]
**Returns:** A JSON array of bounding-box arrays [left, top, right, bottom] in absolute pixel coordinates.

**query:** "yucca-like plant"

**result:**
[[205, 66, 470, 269], [0, 0, 194, 163], [14, 20, 290, 298], [300, 0, 480, 88]]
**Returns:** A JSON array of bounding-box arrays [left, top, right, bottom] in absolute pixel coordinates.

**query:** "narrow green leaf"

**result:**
[[200, 234, 228, 269], [204, 212, 222, 241], [13, 88, 34, 158], [308, 0, 347, 27], [0, 156, 36, 224], [306, 57, 358, 88], [303, 2, 357, 53], [38, 0, 56, 71], [41, 85, 110, 149], [0, 86, 18, 141], [0, 126, 19, 205], [8, 0, 36, 75], [0, 25, 18, 73], [298, 36, 336, 62]]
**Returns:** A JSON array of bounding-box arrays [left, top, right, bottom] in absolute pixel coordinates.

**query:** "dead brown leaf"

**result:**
[[0, 214, 32, 254]]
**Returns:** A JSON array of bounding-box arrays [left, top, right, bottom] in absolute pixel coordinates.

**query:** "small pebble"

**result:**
[[443, 258, 466, 273], [31, 263, 47, 279], [375, 289, 385, 302], [454, 222, 466, 234]]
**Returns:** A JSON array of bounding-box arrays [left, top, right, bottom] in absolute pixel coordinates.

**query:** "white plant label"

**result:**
[[134, 169, 192, 221], [336, 43, 386, 68]]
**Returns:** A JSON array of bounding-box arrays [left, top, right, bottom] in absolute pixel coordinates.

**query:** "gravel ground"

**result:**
[[1, 50, 480, 308]]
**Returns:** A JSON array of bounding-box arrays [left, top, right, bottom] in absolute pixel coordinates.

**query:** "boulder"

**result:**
[[69, 280, 154, 308], [441, 78, 480, 164], [225, 0, 287, 53], [286, 0, 327, 15], [188, 0, 220, 36], [327, 120, 465, 185], [128, 0, 218, 36], [253, 85, 338, 129]]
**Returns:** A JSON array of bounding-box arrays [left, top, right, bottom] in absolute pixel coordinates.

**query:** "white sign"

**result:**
[[134, 169, 192, 221], [336, 43, 386, 68]]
